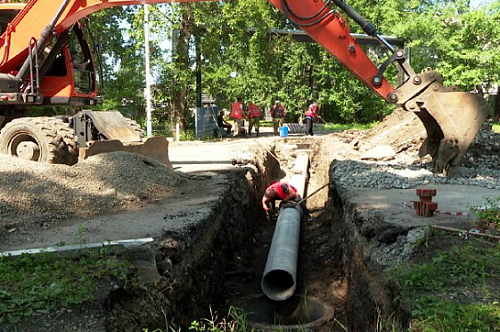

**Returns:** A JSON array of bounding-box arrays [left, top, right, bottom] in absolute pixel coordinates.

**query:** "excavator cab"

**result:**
[[38, 23, 97, 105], [0, 3, 170, 166]]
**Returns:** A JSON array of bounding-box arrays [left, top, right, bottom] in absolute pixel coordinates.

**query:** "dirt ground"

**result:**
[[0, 109, 440, 251], [1, 109, 499, 331]]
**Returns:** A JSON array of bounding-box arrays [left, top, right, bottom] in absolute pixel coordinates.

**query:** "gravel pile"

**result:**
[[0, 152, 186, 224], [331, 126, 500, 190]]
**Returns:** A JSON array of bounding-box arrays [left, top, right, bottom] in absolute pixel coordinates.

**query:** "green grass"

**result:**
[[395, 243, 500, 331], [323, 122, 378, 131], [144, 305, 317, 332], [143, 307, 256, 332], [469, 196, 500, 225], [188, 307, 254, 332], [0, 250, 129, 324]]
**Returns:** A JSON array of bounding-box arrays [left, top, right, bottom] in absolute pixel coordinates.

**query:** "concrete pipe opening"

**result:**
[[261, 269, 295, 300], [237, 294, 334, 331]]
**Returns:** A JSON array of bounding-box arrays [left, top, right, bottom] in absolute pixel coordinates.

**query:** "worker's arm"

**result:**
[[262, 196, 271, 211]]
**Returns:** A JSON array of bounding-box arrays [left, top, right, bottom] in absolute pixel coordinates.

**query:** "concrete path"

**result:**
[[340, 184, 499, 228]]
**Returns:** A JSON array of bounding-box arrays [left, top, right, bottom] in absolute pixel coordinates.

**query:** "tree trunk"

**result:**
[[195, 30, 202, 108], [172, 4, 192, 132]]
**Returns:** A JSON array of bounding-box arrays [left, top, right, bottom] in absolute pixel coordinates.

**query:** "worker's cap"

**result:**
[[275, 100, 280, 104]]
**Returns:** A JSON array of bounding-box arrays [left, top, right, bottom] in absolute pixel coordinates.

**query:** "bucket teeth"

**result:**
[[414, 91, 489, 176]]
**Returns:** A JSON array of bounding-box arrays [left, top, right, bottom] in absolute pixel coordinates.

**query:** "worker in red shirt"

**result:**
[[230, 97, 245, 137], [247, 101, 262, 137], [304, 101, 321, 136], [262, 181, 302, 221]]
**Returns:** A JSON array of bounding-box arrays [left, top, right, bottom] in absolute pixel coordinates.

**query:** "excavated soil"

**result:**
[[0, 152, 187, 229]]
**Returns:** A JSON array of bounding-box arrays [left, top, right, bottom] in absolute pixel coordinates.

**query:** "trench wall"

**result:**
[[315, 148, 411, 331], [105, 167, 260, 332], [105, 144, 281, 332]]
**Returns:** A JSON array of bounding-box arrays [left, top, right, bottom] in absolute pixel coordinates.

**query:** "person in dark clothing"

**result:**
[[217, 110, 232, 135]]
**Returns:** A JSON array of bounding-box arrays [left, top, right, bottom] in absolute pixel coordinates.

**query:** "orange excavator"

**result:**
[[0, 0, 489, 175]]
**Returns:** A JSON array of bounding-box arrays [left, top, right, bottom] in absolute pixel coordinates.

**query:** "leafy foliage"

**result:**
[[470, 196, 500, 225], [85, 0, 500, 134]]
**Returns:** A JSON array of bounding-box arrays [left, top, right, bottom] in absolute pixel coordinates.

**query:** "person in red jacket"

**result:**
[[230, 97, 245, 137], [262, 181, 302, 221], [304, 101, 321, 136], [247, 101, 262, 137]]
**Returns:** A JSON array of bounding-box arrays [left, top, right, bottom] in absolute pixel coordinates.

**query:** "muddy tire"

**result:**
[[125, 118, 145, 139], [44, 117, 79, 166], [0, 118, 66, 164]]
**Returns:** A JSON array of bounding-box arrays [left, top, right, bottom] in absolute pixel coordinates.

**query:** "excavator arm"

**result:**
[[268, 0, 489, 176], [0, 0, 489, 175]]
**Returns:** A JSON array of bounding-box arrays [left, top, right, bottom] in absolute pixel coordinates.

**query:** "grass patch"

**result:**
[[395, 243, 500, 331], [323, 122, 378, 131], [469, 196, 500, 225], [0, 250, 129, 324], [188, 307, 254, 332], [143, 307, 257, 332]]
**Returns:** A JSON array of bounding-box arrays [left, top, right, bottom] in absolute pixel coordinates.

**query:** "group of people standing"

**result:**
[[271, 99, 322, 136], [220, 97, 263, 137], [217, 98, 322, 138]]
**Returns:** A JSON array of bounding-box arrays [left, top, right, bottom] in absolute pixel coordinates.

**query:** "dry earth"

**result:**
[[0, 109, 459, 238], [0, 152, 201, 250]]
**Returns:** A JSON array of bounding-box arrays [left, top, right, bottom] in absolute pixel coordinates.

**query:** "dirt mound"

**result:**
[[356, 109, 426, 154], [0, 152, 186, 231]]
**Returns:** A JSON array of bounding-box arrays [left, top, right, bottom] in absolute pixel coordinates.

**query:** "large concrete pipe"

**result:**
[[261, 203, 303, 301], [291, 152, 309, 197]]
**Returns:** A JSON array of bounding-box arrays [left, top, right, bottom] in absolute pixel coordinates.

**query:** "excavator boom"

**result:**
[[0, 0, 490, 174]]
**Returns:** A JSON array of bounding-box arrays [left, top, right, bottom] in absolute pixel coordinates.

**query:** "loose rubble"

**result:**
[[332, 157, 500, 190], [329, 109, 500, 191]]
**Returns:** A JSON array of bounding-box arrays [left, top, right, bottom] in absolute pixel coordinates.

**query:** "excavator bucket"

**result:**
[[78, 137, 172, 167], [73, 110, 172, 167], [414, 91, 489, 176]]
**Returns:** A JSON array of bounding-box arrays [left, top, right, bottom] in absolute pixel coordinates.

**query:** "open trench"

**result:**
[[106, 137, 410, 332]]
